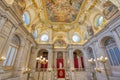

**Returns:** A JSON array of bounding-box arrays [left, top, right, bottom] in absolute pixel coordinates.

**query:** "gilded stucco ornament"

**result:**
[[22, 0, 111, 44]]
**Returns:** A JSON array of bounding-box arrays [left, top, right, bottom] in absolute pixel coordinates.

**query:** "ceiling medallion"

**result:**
[[42, 0, 86, 25]]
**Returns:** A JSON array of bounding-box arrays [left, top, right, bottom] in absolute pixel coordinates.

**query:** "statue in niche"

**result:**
[[0, 14, 7, 27], [86, 26, 94, 36]]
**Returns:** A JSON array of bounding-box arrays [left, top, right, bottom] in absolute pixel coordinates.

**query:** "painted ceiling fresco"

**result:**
[[44, 0, 84, 23]]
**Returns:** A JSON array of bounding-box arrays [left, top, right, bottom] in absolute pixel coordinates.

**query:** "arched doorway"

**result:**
[[73, 50, 84, 70], [36, 49, 48, 71]]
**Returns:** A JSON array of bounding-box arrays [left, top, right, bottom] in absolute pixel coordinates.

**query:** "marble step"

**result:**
[[110, 76, 120, 80], [112, 72, 120, 77]]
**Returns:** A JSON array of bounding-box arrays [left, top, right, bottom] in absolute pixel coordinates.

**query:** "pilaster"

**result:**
[[68, 47, 74, 69], [48, 49, 53, 69], [112, 30, 120, 50]]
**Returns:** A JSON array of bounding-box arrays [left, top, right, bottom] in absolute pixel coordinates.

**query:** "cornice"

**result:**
[[0, 0, 37, 46], [0, 0, 22, 24]]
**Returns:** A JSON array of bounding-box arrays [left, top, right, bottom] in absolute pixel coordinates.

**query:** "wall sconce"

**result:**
[[22, 67, 31, 74], [97, 56, 108, 63], [88, 58, 95, 64], [0, 56, 6, 63], [94, 68, 101, 73]]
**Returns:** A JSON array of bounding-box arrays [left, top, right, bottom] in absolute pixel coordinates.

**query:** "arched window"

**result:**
[[72, 34, 81, 43], [33, 30, 37, 39], [3, 35, 20, 66], [40, 34, 49, 42], [22, 11, 30, 25], [95, 15, 104, 27], [104, 38, 120, 66]]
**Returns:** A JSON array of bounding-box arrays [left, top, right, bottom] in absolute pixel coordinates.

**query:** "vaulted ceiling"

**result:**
[[5, 0, 120, 47]]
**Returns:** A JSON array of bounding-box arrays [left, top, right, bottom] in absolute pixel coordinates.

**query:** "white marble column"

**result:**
[[49, 29, 52, 44], [22, 41, 30, 68], [65, 51, 68, 68], [54, 51, 57, 68], [63, 51, 66, 68], [92, 42, 103, 66], [47, 49, 53, 80], [48, 49, 53, 69], [67, 46, 75, 80], [81, 48, 89, 69], [69, 48, 74, 69], [17, 41, 27, 70], [26, 43, 32, 67]]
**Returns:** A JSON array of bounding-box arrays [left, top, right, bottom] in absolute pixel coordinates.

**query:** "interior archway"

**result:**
[[73, 49, 84, 70], [36, 49, 48, 71]]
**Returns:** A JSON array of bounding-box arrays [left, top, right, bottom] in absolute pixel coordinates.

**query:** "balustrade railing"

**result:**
[[33, 67, 94, 80]]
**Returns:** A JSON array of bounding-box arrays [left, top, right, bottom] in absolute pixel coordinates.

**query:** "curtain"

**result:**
[[74, 58, 79, 68], [81, 57, 84, 68]]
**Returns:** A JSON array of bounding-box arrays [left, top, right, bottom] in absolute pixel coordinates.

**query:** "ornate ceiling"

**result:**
[[23, 0, 99, 30], [43, 0, 84, 23], [9, 0, 119, 47]]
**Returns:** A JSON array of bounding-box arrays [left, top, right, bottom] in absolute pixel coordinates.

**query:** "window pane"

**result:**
[[72, 34, 80, 42], [11, 49, 17, 65], [106, 49, 113, 65], [22, 12, 30, 25], [109, 49, 118, 66], [3, 46, 11, 66], [11, 35, 20, 46], [6, 47, 16, 66], [33, 30, 37, 39], [98, 16, 103, 26], [114, 47, 120, 64], [40, 34, 49, 42], [95, 15, 104, 27]]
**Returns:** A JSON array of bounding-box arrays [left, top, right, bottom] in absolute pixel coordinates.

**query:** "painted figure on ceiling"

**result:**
[[44, 0, 84, 23]]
